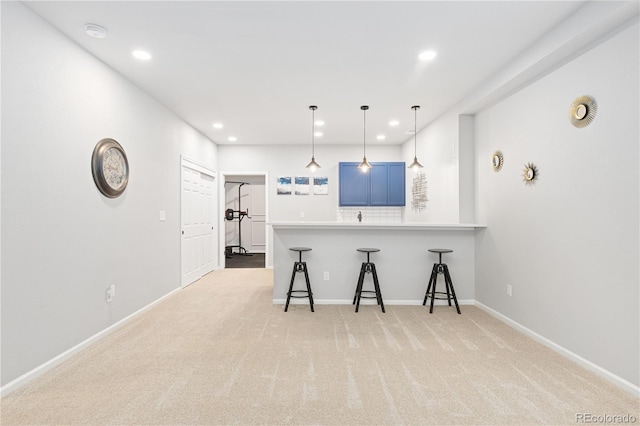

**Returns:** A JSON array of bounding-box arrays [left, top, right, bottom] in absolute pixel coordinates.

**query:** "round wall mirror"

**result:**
[[491, 151, 504, 172], [569, 95, 597, 128], [522, 162, 538, 185]]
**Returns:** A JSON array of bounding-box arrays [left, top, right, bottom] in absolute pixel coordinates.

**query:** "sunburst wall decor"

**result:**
[[491, 151, 504, 172], [522, 162, 539, 185], [569, 95, 597, 128]]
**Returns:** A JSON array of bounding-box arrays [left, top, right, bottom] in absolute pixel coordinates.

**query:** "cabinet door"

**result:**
[[339, 162, 368, 206], [369, 163, 389, 206], [387, 162, 406, 206]]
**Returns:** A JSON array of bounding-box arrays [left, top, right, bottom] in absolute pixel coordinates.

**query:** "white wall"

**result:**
[[1, 3, 218, 387], [474, 22, 639, 387], [401, 113, 460, 223]]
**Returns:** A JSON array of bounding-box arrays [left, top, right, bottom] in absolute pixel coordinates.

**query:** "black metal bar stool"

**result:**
[[284, 247, 314, 312], [423, 249, 461, 314], [352, 248, 385, 313]]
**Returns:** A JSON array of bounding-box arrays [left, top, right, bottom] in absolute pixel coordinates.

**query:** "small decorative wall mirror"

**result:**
[[522, 162, 539, 185], [569, 95, 597, 128], [491, 151, 504, 172]]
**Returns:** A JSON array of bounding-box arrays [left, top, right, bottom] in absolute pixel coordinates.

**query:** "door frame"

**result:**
[[219, 171, 270, 269], [181, 156, 218, 288]]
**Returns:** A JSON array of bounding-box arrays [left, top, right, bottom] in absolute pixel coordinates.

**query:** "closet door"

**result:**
[[181, 163, 216, 287]]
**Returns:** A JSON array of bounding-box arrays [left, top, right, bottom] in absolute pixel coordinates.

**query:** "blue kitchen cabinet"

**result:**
[[339, 162, 369, 206], [339, 162, 405, 206]]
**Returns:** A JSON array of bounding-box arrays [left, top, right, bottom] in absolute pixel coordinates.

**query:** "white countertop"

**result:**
[[268, 221, 486, 231]]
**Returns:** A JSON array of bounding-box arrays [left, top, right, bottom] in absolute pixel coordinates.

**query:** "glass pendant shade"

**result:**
[[358, 105, 371, 173], [358, 156, 372, 172], [409, 105, 424, 172], [306, 105, 320, 171], [409, 156, 423, 172], [306, 156, 320, 172]]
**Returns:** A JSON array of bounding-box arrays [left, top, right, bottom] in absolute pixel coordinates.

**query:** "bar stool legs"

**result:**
[[285, 247, 314, 312], [423, 249, 461, 314], [353, 248, 385, 313]]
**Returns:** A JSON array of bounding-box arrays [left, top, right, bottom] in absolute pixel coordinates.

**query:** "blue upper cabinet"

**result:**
[[339, 162, 405, 206], [339, 162, 369, 206]]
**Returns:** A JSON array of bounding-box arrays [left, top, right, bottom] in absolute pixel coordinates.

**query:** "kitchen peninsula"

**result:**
[[270, 222, 486, 306]]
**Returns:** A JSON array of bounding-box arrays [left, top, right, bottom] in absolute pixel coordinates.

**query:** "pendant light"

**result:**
[[358, 105, 372, 172], [408, 105, 424, 172], [305, 105, 321, 172]]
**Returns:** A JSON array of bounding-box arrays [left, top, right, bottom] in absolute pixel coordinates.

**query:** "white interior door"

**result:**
[[181, 160, 216, 287]]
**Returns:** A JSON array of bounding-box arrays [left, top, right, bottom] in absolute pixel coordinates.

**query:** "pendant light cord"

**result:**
[[414, 106, 417, 156], [311, 107, 315, 157], [363, 109, 366, 157], [361, 105, 369, 157]]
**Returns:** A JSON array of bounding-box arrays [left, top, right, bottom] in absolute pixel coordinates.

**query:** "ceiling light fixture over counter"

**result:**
[[408, 105, 424, 172], [358, 105, 372, 173], [305, 105, 321, 172]]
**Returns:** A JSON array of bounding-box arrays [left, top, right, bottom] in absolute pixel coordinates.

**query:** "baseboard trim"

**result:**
[[474, 301, 640, 397], [0, 287, 182, 397], [273, 298, 475, 306]]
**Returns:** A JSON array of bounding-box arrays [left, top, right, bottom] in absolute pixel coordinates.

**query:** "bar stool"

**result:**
[[352, 248, 385, 313], [423, 249, 461, 314], [284, 247, 314, 312]]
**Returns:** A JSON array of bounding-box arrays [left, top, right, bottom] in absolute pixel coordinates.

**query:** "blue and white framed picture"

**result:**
[[314, 176, 328, 195], [277, 176, 292, 195], [295, 176, 310, 195]]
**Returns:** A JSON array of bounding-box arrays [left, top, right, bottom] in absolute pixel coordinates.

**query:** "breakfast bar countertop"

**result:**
[[268, 221, 486, 230]]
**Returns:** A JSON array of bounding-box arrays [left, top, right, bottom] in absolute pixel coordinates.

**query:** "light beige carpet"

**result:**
[[1, 269, 638, 425]]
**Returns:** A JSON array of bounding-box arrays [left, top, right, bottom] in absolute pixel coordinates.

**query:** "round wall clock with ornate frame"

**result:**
[[91, 138, 129, 198], [491, 150, 504, 172], [569, 95, 597, 128]]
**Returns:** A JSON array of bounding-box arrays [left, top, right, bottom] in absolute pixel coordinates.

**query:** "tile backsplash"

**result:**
[[337, 207, 403, 223]]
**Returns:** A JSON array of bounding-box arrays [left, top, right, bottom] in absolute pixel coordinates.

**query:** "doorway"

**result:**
[[220, 173, 268, 269]]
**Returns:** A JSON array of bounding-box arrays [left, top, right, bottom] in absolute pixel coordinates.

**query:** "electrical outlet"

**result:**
[[507, 284, 512, 297], [300, 211, 305, 218], [324, 271, 330, 281], [106, 284, 115, 302]]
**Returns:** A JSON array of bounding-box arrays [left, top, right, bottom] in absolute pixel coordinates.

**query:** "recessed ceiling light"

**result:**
[[228, 136, 237, 142], [314, 131, 323, 137], [315, 120, 325, 126], [389, 120, 399, 127], [212, 123, 223, 129], [132, 50, 152, 61], [84, 23, 107, 39], [376, 134, 386, 140], [419, 50, 437, 61]]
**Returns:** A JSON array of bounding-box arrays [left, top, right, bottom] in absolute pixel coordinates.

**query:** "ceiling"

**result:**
[[23, 1, 586, 146]]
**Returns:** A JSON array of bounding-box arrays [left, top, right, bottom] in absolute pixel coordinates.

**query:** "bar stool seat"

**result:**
[[353, 248, 385, 313], [285, 247, 314, 312], [423, 249, 460, 314]]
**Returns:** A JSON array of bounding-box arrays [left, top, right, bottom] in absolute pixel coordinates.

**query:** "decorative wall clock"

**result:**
[[491, 151, 504, 172], [522, 162, 539, 185], [91, 138, 129, 198], [569, 95, 597, 128]]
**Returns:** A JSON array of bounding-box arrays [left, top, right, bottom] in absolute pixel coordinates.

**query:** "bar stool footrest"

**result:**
[[288, 290, 312, 298], [358, 290, 379, 299], [426, 291, 455, 301]]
